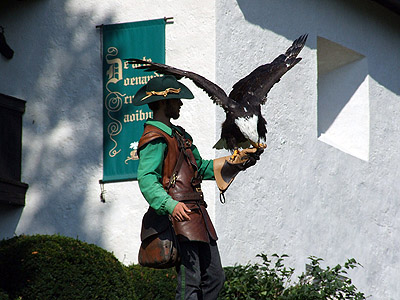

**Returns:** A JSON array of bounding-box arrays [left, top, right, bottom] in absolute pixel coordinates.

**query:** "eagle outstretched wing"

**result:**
[[125, 58, 240, 113], [229, 34, 308, 105], [126, 34, 307, 151]]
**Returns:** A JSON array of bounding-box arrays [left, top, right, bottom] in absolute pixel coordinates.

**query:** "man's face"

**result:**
[[165, 98, 183, 120]]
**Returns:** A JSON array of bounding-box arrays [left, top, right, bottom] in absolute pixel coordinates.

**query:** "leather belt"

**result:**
[[171, 191, 204, 201], [181, 198, 208, 209]]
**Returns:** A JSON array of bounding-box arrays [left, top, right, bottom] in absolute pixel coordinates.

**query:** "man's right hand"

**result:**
[[171, 202, 191, 222]]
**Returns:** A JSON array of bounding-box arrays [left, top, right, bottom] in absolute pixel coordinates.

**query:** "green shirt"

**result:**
[[137, 119, 214, 215]]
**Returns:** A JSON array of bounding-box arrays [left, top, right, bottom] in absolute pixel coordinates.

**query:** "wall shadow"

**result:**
[[0, 205, 23, 238], [0, 0, 115, 248], [236, 0, 400, 96]]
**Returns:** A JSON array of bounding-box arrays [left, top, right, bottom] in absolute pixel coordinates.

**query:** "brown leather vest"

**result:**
[[138, 124, 217, 243]]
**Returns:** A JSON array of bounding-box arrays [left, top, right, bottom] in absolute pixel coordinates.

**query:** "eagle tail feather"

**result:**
[[213, 138, 228, 149]]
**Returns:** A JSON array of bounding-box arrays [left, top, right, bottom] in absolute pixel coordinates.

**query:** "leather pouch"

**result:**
[[138, 207, 179, 269]]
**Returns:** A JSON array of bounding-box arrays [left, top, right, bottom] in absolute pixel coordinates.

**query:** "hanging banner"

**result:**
[[102, 19, 165, 182]]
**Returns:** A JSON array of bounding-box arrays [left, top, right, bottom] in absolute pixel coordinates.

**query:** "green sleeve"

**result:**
[[137, 140, 178, 215], [191, 145, 215, 180]]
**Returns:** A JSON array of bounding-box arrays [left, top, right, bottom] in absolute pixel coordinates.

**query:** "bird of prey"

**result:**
[[126, 34, 307, 154]]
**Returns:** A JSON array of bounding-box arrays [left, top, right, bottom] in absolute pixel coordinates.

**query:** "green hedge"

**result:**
[[0, 235, 366, 300], [0, 235, 137, 300], [126, 264, 177, 300], [0, 289, 9, 300]]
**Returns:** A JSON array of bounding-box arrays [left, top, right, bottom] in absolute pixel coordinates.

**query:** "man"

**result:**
[[135, 75, 261, 300]]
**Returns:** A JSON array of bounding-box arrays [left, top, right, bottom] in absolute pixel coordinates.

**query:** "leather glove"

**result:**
[[242, 147, 264, 169], [213, 148, 264, 200]]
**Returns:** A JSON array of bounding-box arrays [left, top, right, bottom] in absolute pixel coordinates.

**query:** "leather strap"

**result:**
[[166, 149, 185, 192], [171, 192, 204, 201], [173, 129, 200, 178]]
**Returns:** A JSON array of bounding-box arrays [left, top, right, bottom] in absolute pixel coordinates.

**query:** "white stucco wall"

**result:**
[[0, 0, 216, 265], [215, 0, 400, 299], [1, 0, 400, 299]]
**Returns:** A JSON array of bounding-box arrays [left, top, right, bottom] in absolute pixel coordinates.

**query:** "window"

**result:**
[[317, 36, 369, 161], [0, 93, 28, 206]]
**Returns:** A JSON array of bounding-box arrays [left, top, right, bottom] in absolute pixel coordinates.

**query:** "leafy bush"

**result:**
[[286, 256, 365, 299], [0, 289, 9, 300], [126, 264, 177, 300], [220, 254, 293, 299], [218, 253, 366, 300], [0, 235, 366, 300], [0, 234, 138, 300]]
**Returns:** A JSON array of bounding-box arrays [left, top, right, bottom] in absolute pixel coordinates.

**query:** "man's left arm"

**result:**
[[191, 146, 215, 180]]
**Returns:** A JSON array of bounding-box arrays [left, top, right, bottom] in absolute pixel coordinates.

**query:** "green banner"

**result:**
[[102, 19, 165, 182]]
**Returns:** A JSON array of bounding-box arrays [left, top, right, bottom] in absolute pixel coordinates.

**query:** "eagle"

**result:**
[[126, 34, 307, 154]]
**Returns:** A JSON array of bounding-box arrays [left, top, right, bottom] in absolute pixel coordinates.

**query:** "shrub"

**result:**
[[0, 289, 9, 300], [219, 253, 366, 300], [0, 235, 366, 300], [219, 254, 294, 299], [0, 234, 137, 300], [126, 264, 177, 300], [285, 256, 366, 300]]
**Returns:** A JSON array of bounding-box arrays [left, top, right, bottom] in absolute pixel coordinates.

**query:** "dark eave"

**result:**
[[369, 0, 400, 15]]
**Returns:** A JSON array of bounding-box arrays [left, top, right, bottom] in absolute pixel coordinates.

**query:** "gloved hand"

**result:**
[[242, 147, 264, 169], [213, 147, 264, 199]]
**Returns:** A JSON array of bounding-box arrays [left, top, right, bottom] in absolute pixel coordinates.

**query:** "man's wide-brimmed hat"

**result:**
[[133, 75, 194, 106]]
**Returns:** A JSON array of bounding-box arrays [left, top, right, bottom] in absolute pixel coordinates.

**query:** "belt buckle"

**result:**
[[196, 187, 202, 193]]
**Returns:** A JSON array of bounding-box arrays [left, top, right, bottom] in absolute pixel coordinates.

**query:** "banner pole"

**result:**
[[95, 17, 174, 28]]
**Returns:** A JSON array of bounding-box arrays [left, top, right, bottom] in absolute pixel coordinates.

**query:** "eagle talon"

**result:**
[[230, 149, 240, 161], [259, 143, 267, 149], [250, 142, 267, 149]]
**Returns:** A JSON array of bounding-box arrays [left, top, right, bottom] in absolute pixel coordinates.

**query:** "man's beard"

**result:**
[[165, 106, 180, 120]]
